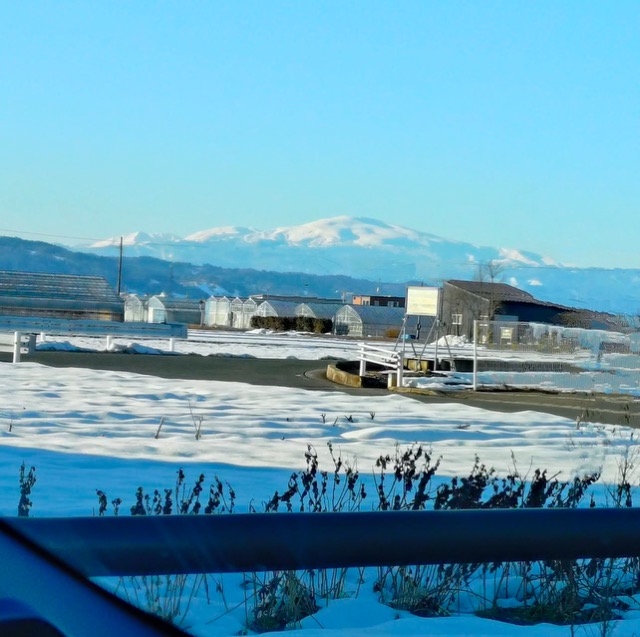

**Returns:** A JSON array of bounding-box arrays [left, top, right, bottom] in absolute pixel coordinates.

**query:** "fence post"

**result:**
[[12, 332, 21, 364], [473, 320, 478, 391], [396, 353, 403, 388], [358, 344, 367, 376], [169, 338, 176, 353]]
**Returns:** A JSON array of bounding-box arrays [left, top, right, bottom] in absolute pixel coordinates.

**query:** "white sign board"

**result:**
[[406, 286, 440, 317]]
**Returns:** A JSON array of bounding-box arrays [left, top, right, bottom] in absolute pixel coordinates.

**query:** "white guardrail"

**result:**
[[0, 317, 189, 363], [359, 343, 404, 388], [0, 332, 35, 363]]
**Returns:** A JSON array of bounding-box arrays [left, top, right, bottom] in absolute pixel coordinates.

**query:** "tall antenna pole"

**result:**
[[117, 236, 123, 295]]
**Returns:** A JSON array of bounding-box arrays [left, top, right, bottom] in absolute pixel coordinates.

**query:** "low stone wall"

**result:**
[[326, 363, 363, 388], [326, 361, 388, 389]]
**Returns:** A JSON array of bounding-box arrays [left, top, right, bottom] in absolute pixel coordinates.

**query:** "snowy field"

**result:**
[[35, 328, 364, 361], [3, 329, 640, 635]]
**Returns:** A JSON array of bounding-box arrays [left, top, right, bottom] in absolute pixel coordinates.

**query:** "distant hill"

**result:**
[[0, 236, 408, 301]]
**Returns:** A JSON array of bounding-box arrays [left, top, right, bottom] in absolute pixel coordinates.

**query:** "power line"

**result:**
[[0, 228, 102, 242], [0, 227, 216, 250]]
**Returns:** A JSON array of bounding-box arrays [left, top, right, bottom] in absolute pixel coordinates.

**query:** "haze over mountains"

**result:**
[[82, 216, 639, 315]]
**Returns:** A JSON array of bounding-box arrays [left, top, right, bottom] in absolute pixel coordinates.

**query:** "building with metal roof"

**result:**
[[352, 294, 405, 308], [0, 270, 123, 321], [441, 280, 588, 338]]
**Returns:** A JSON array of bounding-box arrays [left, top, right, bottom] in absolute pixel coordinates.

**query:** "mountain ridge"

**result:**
[[0, 235, 410, 303], [6, 216, 639, 314], [88, 215, 555, 263], [83, 216, 560, 286]]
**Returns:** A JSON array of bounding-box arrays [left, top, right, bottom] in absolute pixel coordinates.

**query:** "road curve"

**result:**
[[4, 351, 640, 428]]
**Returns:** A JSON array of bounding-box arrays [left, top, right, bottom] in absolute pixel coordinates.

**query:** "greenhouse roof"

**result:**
[[0, 270, 121, 306], [297, 302, 343, 319], [338, 305, 407, 323], [259, 300, 300, 315], [149, 296, 204, 311]]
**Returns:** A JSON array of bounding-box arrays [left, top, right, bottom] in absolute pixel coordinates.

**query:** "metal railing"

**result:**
[[3, 509, 640, 635], [8, 508, 640, 577], [0, 316, 187, 338], [0, 317, 189, 362], [0, 332, 35, 363], [0, 517, 189, 636], [359, 343, 403, 388]]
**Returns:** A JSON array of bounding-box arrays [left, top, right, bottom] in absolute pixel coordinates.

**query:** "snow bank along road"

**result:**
[[6, 350, 640, 429]]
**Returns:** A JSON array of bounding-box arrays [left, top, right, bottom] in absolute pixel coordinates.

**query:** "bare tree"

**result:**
[[474, 260, 505, 284], [472, 260, 506, 329]]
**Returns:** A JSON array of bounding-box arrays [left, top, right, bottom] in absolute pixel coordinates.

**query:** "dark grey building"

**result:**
[[440, 280, 569, 338]]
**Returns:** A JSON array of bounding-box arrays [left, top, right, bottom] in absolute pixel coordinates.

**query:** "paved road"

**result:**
[[5, 351, 640, 428], [409, 389, 640, 428], [2, 351, 370, 392]]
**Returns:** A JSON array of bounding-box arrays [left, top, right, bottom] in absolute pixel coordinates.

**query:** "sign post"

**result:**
[[405, 287, 442, 371]]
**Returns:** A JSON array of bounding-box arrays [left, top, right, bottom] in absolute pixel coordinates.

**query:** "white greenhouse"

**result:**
[[147, 295, 205, 325], [204, 296, 232, 327], [124, 294, 149, 322], [239, 298, 259, 329], [333, 305, 409, 338], [255, 300, 300, 319], [296, 302, 343, 320], [229, 297, 245, 329]]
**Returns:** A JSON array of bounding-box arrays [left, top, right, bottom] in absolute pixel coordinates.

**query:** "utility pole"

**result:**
[[117, 236, 123, 295]]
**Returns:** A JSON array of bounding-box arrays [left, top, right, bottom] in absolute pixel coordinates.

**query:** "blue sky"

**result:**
[[0, 2, 638, 267]]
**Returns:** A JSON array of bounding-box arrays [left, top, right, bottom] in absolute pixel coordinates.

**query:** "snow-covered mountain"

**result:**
[[91, 231, 182, 248], [85, 216, 554, 276], [81, 216, 639, 314]]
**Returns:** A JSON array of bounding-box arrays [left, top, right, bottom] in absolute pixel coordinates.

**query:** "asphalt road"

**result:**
[[4, 351, 640, 428], [3, 350, 352, 389]]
